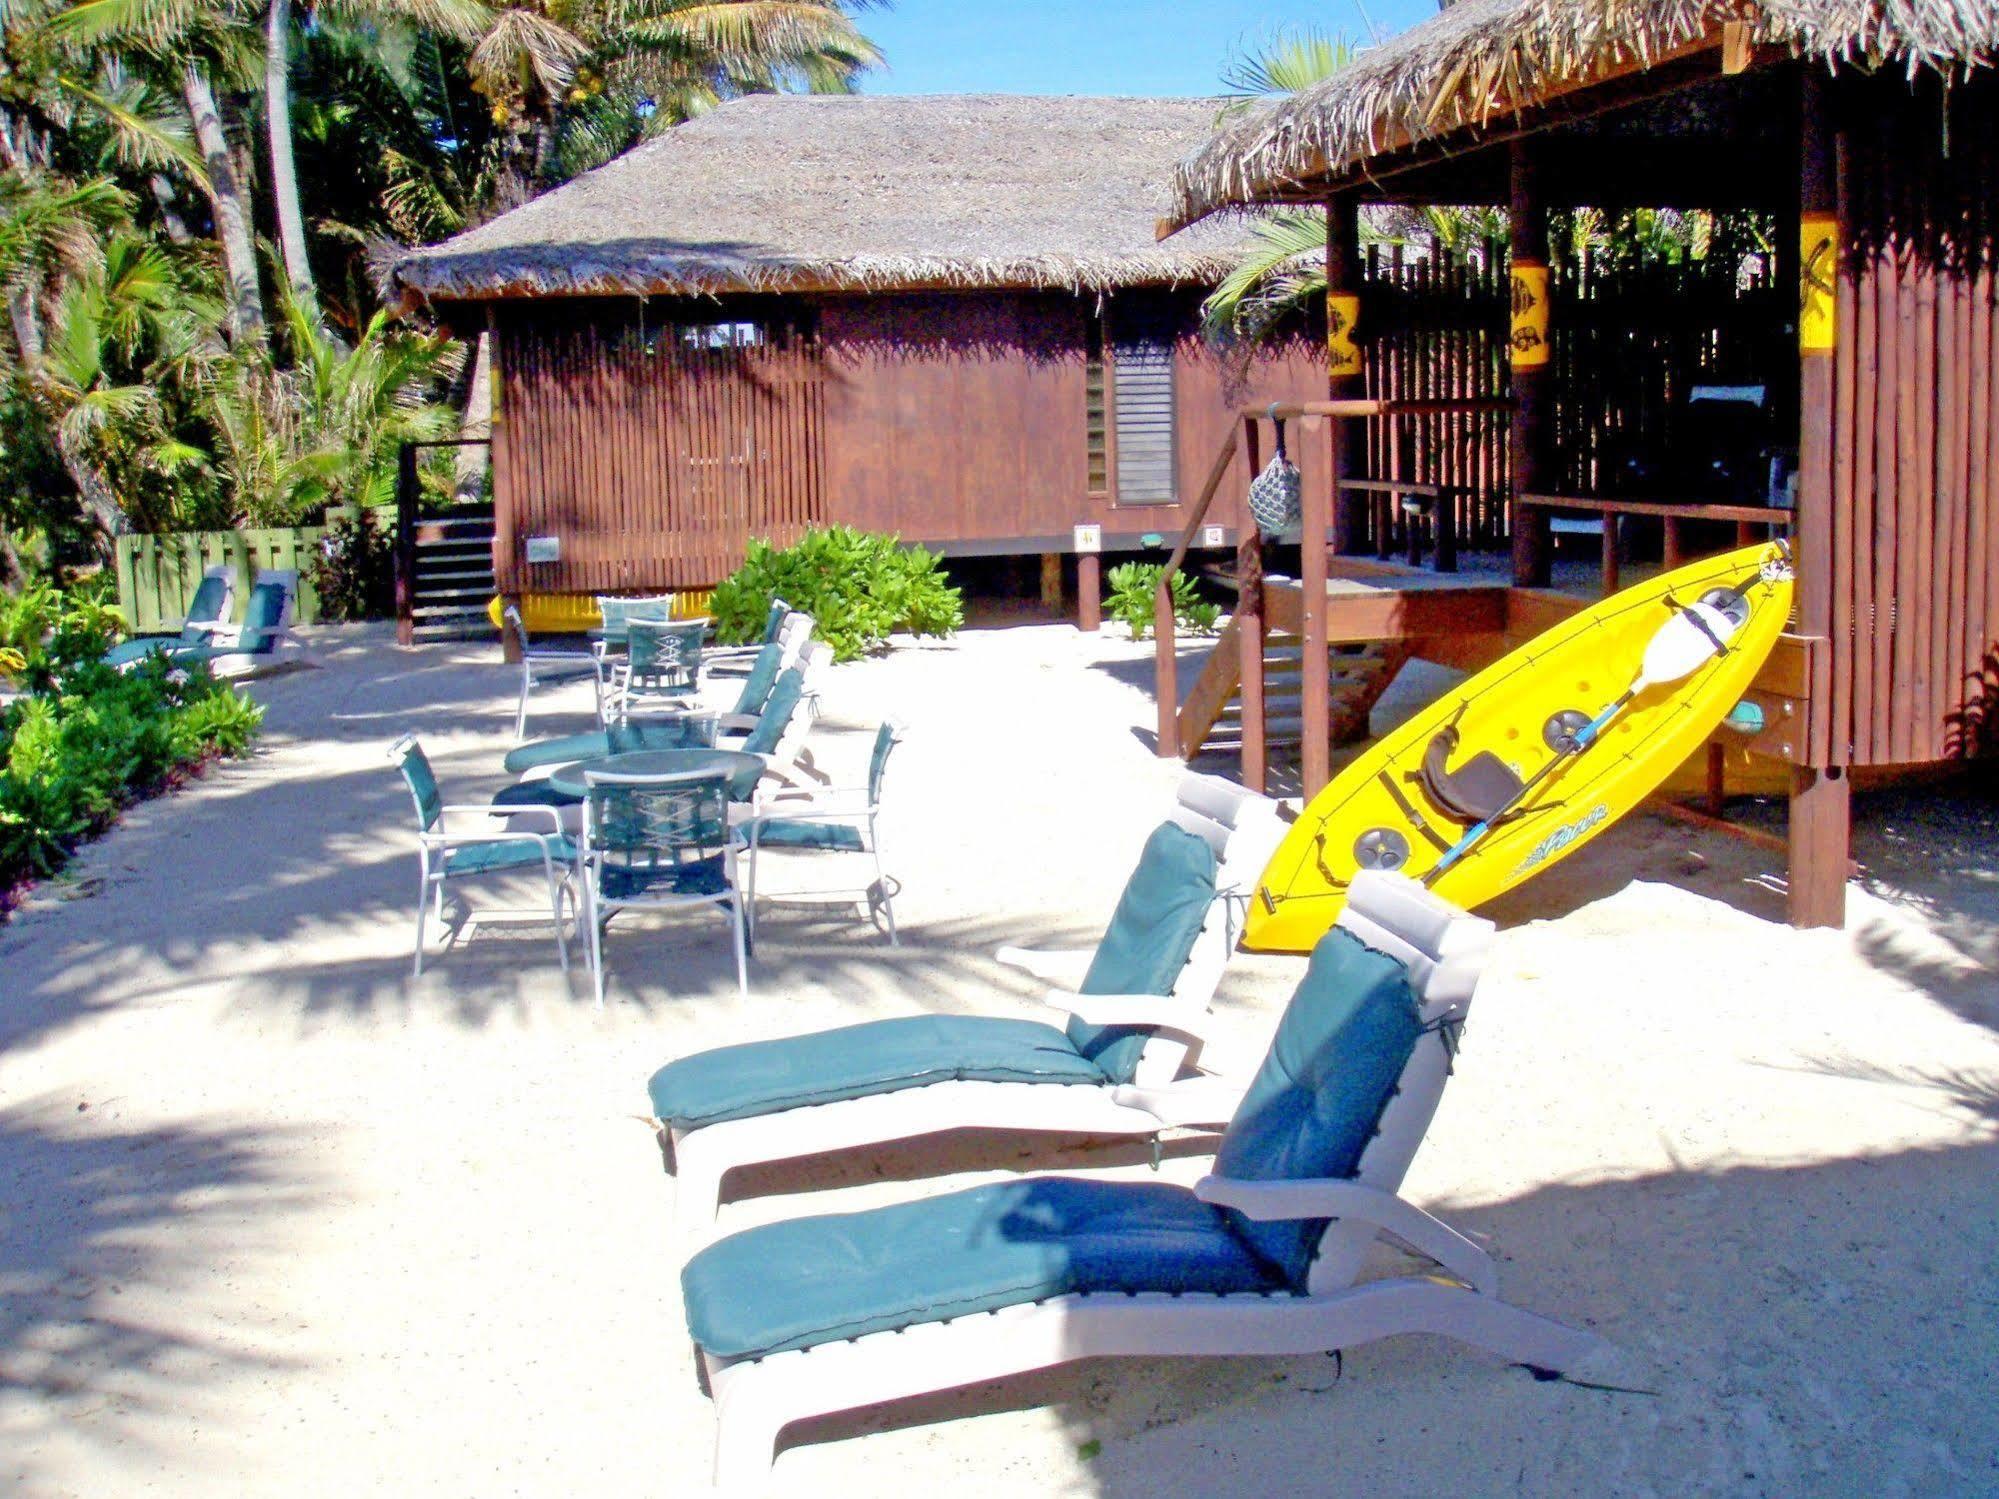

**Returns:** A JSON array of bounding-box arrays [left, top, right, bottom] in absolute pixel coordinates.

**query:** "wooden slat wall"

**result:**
[[1828, 73, 1999, 767], [492, 299, 823, 594]]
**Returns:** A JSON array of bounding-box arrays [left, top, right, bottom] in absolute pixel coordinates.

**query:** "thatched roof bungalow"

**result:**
[[390, 95, 1330, 622], [1152, 0, 1999, 928]]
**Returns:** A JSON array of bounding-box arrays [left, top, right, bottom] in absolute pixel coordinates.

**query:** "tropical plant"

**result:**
[[1104, 561, 1218, 641], [305, 505, 394, 618], [708, 526, 963, 662]]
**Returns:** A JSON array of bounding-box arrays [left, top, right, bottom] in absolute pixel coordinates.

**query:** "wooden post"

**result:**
[[1787, 764, 1849, 927], [394, 440, 419, 648], [1077, 551, 1101, 632], [1325, 196, 1367, 554], [1704, 741, 1727, 817], [1154, 573, 1178, 757], [1508, 141, 1553, 587], [1238, 415, 1267, 794], [1038, 553, 1064, 612], [1788, 67, 1847, 928]]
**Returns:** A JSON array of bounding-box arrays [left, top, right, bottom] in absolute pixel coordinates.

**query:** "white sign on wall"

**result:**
[[524, 536, 561, 564], [1072, 524, 1102, 554], [1201, 524, 1226, 548]]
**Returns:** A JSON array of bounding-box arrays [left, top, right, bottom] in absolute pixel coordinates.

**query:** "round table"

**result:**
[[545, 748, 764, 802]]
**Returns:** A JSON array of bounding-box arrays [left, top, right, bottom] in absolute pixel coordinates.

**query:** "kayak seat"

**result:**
[[1413, 727, 1524, 825]]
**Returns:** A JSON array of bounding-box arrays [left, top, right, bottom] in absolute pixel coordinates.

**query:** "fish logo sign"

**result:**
[[1510, 802, 1609, 879]]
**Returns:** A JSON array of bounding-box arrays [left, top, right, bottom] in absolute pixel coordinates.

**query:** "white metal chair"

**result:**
[[739, 719, 905, 946], [505, 604, 604, 740], [677, 872, 1601, 1484], [579, 766, 749, 1006], [390, 733, 574, 977], [648, 772, 1288, 1235], [606, 616, 708, 725]]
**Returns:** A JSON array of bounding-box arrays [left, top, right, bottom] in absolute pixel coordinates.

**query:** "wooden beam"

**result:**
[[1264, 580, 1509, 640], [1787, 763, 1850, 927], [1076, 551, 1101, 632], [1508, 141, 1553, 587], [1237, 417, 1267, 793]]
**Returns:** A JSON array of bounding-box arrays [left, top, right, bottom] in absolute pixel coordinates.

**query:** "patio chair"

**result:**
[[702, 597, 791, 677], [390, 733, 574, 978], [505, 604, 605, 740], [155, 570, 301, 678], [678, 872, 1600, 1483], [648, 772, 1288, 1234], [580, 766, 749, 1006], [739, 720, 905, 946], [591, 591, 679, 651], [104, 566, 235, 668], [606, 617, 707, 725]]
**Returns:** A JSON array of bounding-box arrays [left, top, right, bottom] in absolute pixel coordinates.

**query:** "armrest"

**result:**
[[1107, 1077, 1245, 1128], [747, 788, 871, 818], [1039, 990, 1212, 1041], [433, 804, 566, 838], [1192, 1176, 1496, 1295], [754, 754, 831, 791], [994, 945, 1094, 985]]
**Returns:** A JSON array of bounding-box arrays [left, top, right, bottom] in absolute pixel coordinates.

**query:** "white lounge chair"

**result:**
[[105, 565, 235, 668], [678, 871, 1603, 1483], [156, 569, 301, 678], [648, 773, 1288, 1235]]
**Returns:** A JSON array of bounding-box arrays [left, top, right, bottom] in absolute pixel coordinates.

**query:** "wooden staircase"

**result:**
[[406, 505, 498, 643], [1176, 617, 1409, 762]]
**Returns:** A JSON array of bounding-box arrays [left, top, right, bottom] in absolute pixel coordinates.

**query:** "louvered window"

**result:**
[[1110, 302, 1177, 505]]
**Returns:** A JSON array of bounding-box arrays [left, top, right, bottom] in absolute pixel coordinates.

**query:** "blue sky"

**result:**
[[857, 1, 1438, 97]]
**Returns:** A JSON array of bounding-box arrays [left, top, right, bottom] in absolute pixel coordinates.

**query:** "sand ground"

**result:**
[[3, 618, 1997, 1498]]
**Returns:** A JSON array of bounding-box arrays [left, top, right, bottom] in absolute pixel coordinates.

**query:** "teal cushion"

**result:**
[[443, 834, 575, 875], [681, 1177, 1282, 1360], [739, 668, 804, 755], [503, 721, 703, 775], [750, 818, 863, 851], [729, 641, 783, 717], [103, 636, 177, 667], [648, 1015, 1104, 1130], [600, 852, 729, 900], [1066, 821, 1219, 1085], [492, 779, 580, 810], [1211, 926, 1423, 1289]]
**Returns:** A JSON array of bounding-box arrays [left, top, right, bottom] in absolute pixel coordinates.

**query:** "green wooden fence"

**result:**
[[112, 510, 394, 630]]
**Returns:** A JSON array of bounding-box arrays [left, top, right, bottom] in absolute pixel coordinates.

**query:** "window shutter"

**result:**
[[1112, 305, 1178, 505]]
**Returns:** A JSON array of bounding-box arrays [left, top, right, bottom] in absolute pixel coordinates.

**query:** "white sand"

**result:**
[[3, 620, 1997, 1497]]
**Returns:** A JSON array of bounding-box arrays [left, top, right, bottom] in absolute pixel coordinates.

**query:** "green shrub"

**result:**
[[1104, 562, 1220, 640], [709, 526, 964, 663], [0, 583, 264, 899], [307, 509, 396, 621]]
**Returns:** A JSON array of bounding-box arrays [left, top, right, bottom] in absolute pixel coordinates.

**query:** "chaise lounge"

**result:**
[[678, 871, 1602, 1483]]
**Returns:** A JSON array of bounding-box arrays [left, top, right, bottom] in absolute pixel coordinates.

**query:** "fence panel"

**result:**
[[113, 509, 394, 629]]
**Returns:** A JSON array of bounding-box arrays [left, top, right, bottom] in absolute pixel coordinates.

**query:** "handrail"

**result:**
[[1517, 491, 1793, 595], [1152, 424, 1240, 757]]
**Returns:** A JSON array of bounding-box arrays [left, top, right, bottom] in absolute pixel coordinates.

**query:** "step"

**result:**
[[412, 603, 497, 622]]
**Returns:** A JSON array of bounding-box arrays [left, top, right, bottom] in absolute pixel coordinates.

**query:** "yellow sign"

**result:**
[[1799, 212, 1837, 353], [1509, 263, 1550, 369], [1326, 292, 1362, 377]]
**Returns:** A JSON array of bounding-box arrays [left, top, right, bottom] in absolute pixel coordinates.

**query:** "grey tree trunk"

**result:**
[[454, 331, 492, 500], [182, 66, 266, 343], [264, 0, 316, 311], [9, 289, 125, 539]]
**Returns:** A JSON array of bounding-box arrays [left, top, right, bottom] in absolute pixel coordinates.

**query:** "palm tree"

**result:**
[[464, 0, 882, 189]]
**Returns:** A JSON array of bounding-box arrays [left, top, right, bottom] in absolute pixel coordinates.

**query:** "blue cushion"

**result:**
[[739, 668, 804, 756], [600, 852, 730, 900], [749, 818, 863, 851], [1066, 822, 1219, 1085], [443, 835, 575, 875], [103, 636, 178, 667], [648, 1015, 1104, 1130], [729, 642, 783, 717], [681, 1177, 1282, 1360], [492, 779, 581, 810], [1210, 927, 1422, 1288], [503, 721, 703, 775]]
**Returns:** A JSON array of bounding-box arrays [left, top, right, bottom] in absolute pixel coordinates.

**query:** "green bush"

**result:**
[[0, 583, 264, 898], [709, 526, 964, 663], [307, 509, 396, 621], [1104, 562, 1220, 640]]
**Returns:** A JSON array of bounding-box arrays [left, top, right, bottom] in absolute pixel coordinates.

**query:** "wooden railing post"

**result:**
[[1237, 415, 1267, 794], [395, 441, 419, 647], [1154, 572, 1178, 757], [1508, 140, 1554, 587], [1301, 411, 1333, 797]]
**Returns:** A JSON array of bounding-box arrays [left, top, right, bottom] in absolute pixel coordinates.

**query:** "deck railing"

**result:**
[[1515, 493, 1794, 595], [1153, 397, 1512, 795]]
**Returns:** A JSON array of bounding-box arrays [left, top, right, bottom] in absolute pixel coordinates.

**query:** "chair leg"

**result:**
[[515, 668, 531, 741], [413, 865, 431, 978], [728, 898, 749, 996], [872, 833, 897, 948], [587, 890, 607, 1009], [544, 857, 570, 973]]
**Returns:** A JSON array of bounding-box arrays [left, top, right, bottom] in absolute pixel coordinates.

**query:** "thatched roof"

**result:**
[[393, 94, 1248, 302], [1167, 0, 1999, 227]]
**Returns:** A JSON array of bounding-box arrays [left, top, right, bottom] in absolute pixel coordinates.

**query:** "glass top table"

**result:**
[[544, 747, 764, 802]]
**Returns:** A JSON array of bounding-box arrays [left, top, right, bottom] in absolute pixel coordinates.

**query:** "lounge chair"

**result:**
[[505, 604, 605, 740], [739, 719, 905, 946], [154, 570, 300, 678], [648, 772, 1287, 1234], [105, 566, 235, 668], [703, 598, 791, 677], [391, 733, 574, 977], [678, 871, 1602, 1483]]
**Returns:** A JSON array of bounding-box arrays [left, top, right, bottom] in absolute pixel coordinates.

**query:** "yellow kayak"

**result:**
[[1245, 542, 1796, 952]]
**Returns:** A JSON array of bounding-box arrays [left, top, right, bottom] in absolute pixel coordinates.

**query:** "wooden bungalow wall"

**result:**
[[489, 290, 1326, 596], [1819, 73, 1999, 767]]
